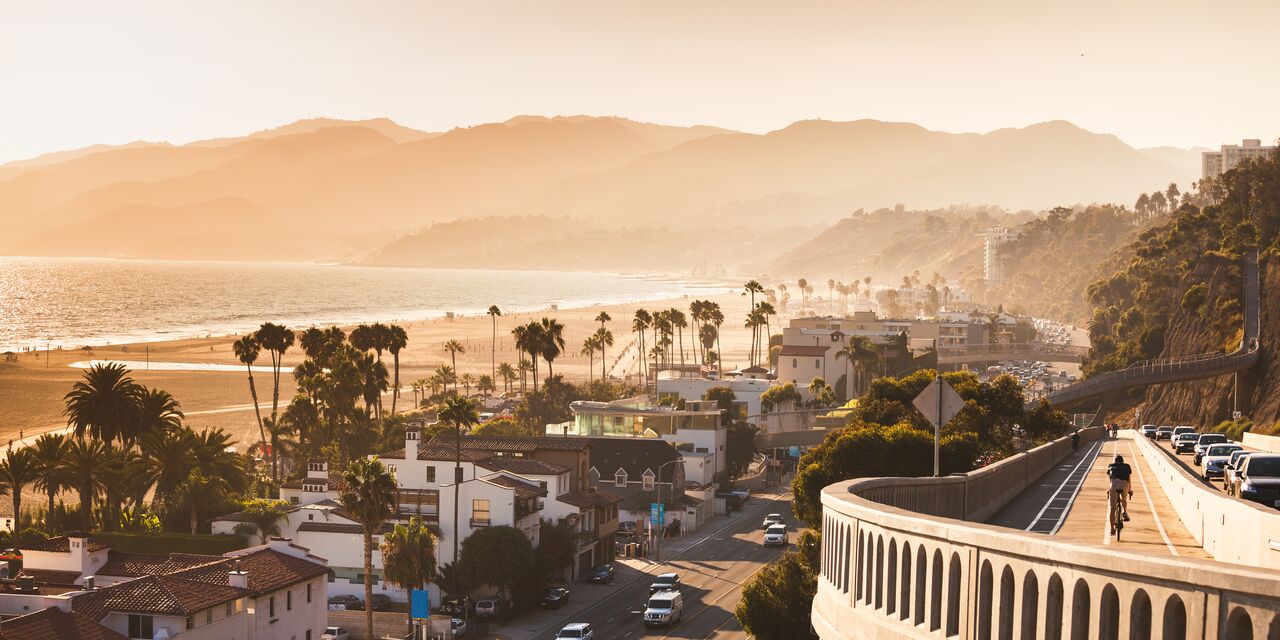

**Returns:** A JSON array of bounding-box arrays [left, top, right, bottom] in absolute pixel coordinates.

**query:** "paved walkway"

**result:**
[[988, 434, 1208, 559]]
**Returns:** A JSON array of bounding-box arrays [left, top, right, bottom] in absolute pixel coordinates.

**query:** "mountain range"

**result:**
[[0, 115, 1201, 266]]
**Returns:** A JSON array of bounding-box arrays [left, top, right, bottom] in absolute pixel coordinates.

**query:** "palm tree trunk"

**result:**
[[716, 329, 723, 377], [453, 423, 462, 598], [191, 505, 199, 535], [451, 353, 459, 392], [364, 531, 375, 640], [79, 481, 93, 529], [12, 494, 20, 531], [392, 354, 401, 415], [491, 318, 497, 382], [46, 489, 55, 518], [246, 366, 266, 449]]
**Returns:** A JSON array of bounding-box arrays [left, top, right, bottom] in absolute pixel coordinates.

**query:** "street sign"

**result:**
[[912, 376, 966, 477], [410, 589, 431, 619], [650, 502, 665, 526]]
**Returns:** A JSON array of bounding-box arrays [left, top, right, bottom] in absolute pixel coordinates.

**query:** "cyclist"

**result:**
[[1071, 430, 1080, 451], [1106, 454, 1133, 534]]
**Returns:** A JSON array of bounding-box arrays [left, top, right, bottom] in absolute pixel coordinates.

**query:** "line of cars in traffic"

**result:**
[[1142, 424, 1280, 509]]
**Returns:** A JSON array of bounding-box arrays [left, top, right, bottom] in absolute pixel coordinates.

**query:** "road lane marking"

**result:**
[[1025, 439, 1101, 531], [1049, 440, 1106, 535], [1128, 442, 1178, 556]]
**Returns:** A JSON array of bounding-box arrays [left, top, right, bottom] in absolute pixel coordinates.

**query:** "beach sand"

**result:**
[[0, 291, 759, 450]]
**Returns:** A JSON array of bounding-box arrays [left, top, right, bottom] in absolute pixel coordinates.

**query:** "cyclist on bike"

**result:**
[[1106, 455, 1133, 534], [1071, 430, 1080, 451]]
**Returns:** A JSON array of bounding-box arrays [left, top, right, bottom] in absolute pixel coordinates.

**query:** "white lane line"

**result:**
[[1128, 442, 1178, 556], [1026, 440, 1103, 531], [1049, 440, 1107, 535]]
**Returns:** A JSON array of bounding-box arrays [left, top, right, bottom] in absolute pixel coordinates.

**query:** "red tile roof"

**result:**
[[297, 522, 394, 535], [0, 607, 127, 640], [476, 457, 569, 475], [416, 444, 493, 462], [777, 344, 831, 357], [20, 536, 108, 553], [556, 488, 623, 508], [485, 475, 547, 499], [432, 435, 591, 452], [167, 548, 329, 596], [15, 568, 81, 586], [72, 575, 247, 619], [96, 552, 224, 579]]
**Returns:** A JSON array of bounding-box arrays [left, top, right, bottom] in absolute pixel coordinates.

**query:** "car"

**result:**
[[327, 595, 362, 611], [321, 627, 350, 640], [1234, 454, 1280, 509], [588, 564, 615, 584], [762, 513, 784, 529], [1174, 433, 1200, 454], [1140, 424, 1158, 438], [649, 572, 682, 595], [617, 521, 638, 536], [368, 593, 392, 611], [540, 587, 571, 609], [474, 596, 507, 620], [730, 486, 751, 501], [643, 590, 684, 627], [763, 524, 789, 546], [1155, 426, 1174, 441], [1193, 433, 1230, 465], [451, 617, 467, 639], [1225, 451, 1256, 496], [439, 595, 473, 617], [1200, 444, 1244, 479], [556, 622, 595, 639], [1171, 426, 1195, 441]]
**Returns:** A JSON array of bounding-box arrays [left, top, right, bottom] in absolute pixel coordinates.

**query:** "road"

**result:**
[[536, 493, 795, 640]]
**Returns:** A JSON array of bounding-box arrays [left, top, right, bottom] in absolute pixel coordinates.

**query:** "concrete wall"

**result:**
[[1131, 431, 1280, 570], [327, 609, 410, 640], [1243, 431, 1280, 452]]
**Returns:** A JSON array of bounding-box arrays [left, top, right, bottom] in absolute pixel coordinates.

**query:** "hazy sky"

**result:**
[[3, 1, 1277, 162]]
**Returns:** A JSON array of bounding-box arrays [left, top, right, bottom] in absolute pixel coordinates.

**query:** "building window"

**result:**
[[307, 583, 312, 603], [308, 462, 323, 472], [206, 609, 213, 624], [307, 632, 312, 640], [269, 595, 275, 618], [226, 602, 233, 616], [387, 464, 397, 474], [815, 358, 821, 369], [614, 470, 628, 487], [471, 499, 491, 526], [128, 614, 154, 639], [290, 496, 299, 505], [642, 470, 655, 491], [186, 616, 194, 630], [287, 590, 293, 611], [792, 358, 797, 368]]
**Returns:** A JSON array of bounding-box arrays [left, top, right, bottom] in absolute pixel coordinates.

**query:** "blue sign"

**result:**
[[649, 502, 665, 526], [410, 589, 431, 619]]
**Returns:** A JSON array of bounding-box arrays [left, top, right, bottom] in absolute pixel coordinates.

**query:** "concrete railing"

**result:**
[[1130, 431, 1280, 570], [1243, 431, 1280, 453], [813, 429, 1280, 640]]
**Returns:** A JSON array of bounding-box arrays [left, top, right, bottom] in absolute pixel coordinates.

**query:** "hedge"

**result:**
[[89, 531, 248, 555]]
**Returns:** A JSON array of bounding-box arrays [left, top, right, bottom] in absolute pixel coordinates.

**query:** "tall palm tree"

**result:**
[[190, 427, 247, 494], [836, 336, 881, 399], [381, 517, 437, 631], [744, 308, 763, 367], [580, 336, 598, 383], [96, 444, 137, 530], [234, 335, 267, 449], [460, 373, 476, 396], [339, 457, 398, 640], [632, 310, 651, 388], [595, 312, 612, 374], [707, 304, 725, 376], [135, 387, 184, 439], [0, 449, 39, 530], [439, 395, 479, 596], [669, 309, 688, 371], [63, 362, 143, 445], [594, 328, 615, 380], [443, 340, 465, 393], [517, 359, 533, 393], [139, 427, 197, 512], [688, 300, 705, 365], [387, 325, 408, 415], [31, 433, 69, 517], [538, 317, 566, 380], [497, 363, 517, 394], [511, 324, 531, 391], [487, 306, 502, 382], [63, 437, 111, 528], [254, 322, 295, 434], [757, 302, 776, 366], [795, 278, 807, 311], [477, 374, 496, 396], [827, 279, 836, 312]]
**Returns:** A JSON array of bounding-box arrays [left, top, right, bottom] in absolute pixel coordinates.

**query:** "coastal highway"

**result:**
[[536, 494, 796, 640]]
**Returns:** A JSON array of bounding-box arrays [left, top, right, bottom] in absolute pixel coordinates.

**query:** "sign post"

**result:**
[[912, 375, 966, 477], [650, 502, 665, 560]]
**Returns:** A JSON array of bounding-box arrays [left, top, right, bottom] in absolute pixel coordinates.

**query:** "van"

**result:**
[[644, 591, 684, 627]]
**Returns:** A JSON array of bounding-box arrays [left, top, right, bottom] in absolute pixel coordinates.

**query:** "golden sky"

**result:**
[[2, 0, 1277, 162]]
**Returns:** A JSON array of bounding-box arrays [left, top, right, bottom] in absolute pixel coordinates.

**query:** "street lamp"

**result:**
[[653, 458, 682, 562]]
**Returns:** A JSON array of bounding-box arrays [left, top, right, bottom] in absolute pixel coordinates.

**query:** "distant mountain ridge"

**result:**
[[0, 115, 1201, 266]]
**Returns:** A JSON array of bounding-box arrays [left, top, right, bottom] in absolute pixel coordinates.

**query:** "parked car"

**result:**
[[451, 618, 467, 639], [643, 590, 684, 627], [1193, 433, 1230, 465], [321, 627, 350, 640], [327, 595, 362, 611], [475, 596, 507, 620], [616, 521, 638, 536], [762, 513, 784, 529], [1200, 444, 1244, 479], [439, 595, 473, 617], [730, 486, 751, 501], [1140, 424, 1158, 438], [1234, 454, 1280, 509], [1174, 433, 1199, 454], [540, 587, 571, 609], [556, 623, 595, 639], [588, 564, 615, 584], [1225, 451, 1256, 496], [368, 593, 392, 611], [763, 524, 789, 546], [1155, 426, 1174, 441], [649, 572, 682, 595]]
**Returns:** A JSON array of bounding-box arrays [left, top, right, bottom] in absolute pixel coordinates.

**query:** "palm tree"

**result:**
[[595, 327, 615, 380], [340, 457, 398, 640], [387, 325, 408, 415], [670, 309, 688, 371], [497, 363, 517, 394], [757, 302, 776, 366], [835, 336, 881, 399], [63, 437, 111, 528], [239, 498, 291, 544], [460, 373, 476, 396], [0, 449, 39, 530], [439, 395, 479, 596], [190, 427, 247, 494], [175, 469, 227, 534], [443, 340, 465, 393], [135, 387, 184, 439], [234, 335, 267, 449], [795, 278, 807, 311], [31, 433, 69, 517], [580, 336, 598, 382], [434, 365, 457, 394], [139, 427, 197, 512], [477, 374, 496, 396], [518, 359, 533, 393], [595, 312, 612, 375], [254, 322, 295, 434], [744, 308, 763, 367], [63, 362, 143, 445], [632, 310, 651, 388], [707, 304, 725, 376], [487, 306, 502, 382], [538, 317, 566, 380], [381, 517, 438, 631], [511, 324, 532, 392]]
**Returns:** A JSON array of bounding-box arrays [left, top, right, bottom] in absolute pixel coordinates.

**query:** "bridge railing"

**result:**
[[813, 427, 1280, 639]]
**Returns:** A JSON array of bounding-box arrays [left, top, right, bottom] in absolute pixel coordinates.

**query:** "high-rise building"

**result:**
[[983, 226, 1017, 287], [1202, 139, 1276, 178]]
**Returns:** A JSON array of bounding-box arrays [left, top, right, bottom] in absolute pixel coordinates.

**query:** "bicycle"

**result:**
[[1108, 487, 1125, 540]]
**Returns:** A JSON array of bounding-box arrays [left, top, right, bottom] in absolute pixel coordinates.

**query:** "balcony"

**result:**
[[469, 517, 491, 528], [577, 526, 600, 546]]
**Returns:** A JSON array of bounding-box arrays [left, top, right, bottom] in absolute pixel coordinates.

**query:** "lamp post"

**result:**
[[654, 458, 682, 562]]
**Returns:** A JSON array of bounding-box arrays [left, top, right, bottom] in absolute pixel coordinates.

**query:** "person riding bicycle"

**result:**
[[1107, 455, 1133, 533], [1071, 430, 1080, 451]]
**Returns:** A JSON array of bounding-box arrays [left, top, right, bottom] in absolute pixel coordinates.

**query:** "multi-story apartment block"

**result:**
[[1202, 139, 1276, 178]]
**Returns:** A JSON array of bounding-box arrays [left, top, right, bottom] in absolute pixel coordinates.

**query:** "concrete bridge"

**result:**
[[938, 343, 1089, 366], [812, 427, 1280, 639]]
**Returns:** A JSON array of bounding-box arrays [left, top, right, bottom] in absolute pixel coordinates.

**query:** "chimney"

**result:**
[[405, 426, 421, 459], [66, 532, 91, 573], [306, 459, 328, 480], [82, 576, 95, 591], [228, 560, 249, 589]]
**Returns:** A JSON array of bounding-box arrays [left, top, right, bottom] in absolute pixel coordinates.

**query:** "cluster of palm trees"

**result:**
[[2, 362, 249, 534], [510, 317, 566, 392], [579, 313, 616, 383], [630, 300, 725, 389], [741, 281, 777, 368]]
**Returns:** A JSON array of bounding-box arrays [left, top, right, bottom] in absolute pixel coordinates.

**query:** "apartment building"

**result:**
[[1202, 139, 1276, 178], [564, 398, 726, 481]]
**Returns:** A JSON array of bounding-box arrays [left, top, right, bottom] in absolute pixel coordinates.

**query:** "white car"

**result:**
[[1200, 444, 1244, 479], [763, 524, 789, 546], [762, 513, 784, 529], [556, 622, 594, 639], [451, 618, 467, 639], [321, 627, 350, 640]]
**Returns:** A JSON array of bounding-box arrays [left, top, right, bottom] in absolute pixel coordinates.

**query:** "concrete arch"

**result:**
[[930, 549, 943, 631], [1129, 588, 1152, 640], [1100, 584, 1120, 640], [874, 535, 884, 610], [946, 552, 963, 636], [854, 530, 863, 599], [1226, 608, 1254, 640], [898, 541, 911, 620], [1021, 570, 1040, 640], [1267, 613, 1279, 640], [1045, 573, 1064, 640], [863, 533, 874, 605], [998, 565, 1015, 640], [841, 524, 851, 593], [1070, 579, 1091, 640], [1162, 594, 1186, 640], [886, 539, 898, 616], [913, 545, 927, 626], [977, 560, 994, 640]]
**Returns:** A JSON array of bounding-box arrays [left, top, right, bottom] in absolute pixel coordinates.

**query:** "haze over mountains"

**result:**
[[0, 115, 1200, 268]]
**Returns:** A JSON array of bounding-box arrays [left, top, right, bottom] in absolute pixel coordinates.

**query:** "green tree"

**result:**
[[0, 449, 40, 530], [174, 469, 227, 534], [439, 394, 479, 594], [458, 525, 536, 604], [238, 498, 292, 544], [63, 362, 143, 445], [387, 324, 408, 415], [139, 427, 198, 513], [135, 387, 184, 440], [443, 340, 465, 392], [234, 335, 267, 447], [736, 530, 820, 640], [703, 386, 737, 426], [724, 421, 759, 481], [381, 516, 438, 630], [339, 457, 398, 640], [538, 317, 566, 379], [534, 519, 576, 581], [63, 437, 112, 528], [487, 305, 502, 383], [497, 362, 517, 394], [31, 433, 69, 517]]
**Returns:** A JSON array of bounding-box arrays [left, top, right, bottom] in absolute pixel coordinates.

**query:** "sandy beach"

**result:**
[[0, 291, 757, 449]]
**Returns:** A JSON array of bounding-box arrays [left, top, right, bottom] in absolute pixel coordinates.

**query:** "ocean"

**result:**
[[0, 257, 729, 351]]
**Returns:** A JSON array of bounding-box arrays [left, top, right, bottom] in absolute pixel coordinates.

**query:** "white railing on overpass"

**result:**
[[813, 430, 1280, 640]]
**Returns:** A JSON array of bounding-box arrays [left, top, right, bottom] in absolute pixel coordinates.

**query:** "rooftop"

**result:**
[[167, 547, 329, 597], [486, 474, 548, 500], [557, 488, 623, 509], [435, 435, 591, 452], [72, 574, 247, 619], [476, 457, 570, 475], [96, 552, 225, 579], [0, 607, 127, 640], [20, 536, 108, 554]]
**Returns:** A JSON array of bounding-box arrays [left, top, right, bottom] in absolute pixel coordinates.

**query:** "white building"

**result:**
[[983, 226, 1017, 287], [1202, 139, 1276, 178], [655, 371, 771, 422]]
